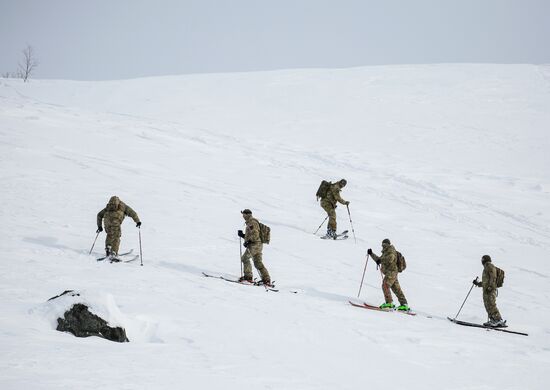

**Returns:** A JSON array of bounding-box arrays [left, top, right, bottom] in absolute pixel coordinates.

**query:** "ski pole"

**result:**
[[239, 236, 243, 278], [138, 227, 143, 267], [453, 277, 478, 320], [346, 205, 357, 243], [357, 253, 370, 298], [313, 215, 329, 235], [89, 231, 100, 255]]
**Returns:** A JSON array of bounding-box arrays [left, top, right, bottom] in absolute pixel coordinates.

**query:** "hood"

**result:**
[[107, 196, 120, 210]]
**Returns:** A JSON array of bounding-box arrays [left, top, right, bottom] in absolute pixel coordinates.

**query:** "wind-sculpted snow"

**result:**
[[1, 65, 549, 389]]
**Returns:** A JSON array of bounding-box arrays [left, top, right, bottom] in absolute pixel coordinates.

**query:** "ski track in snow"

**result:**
[[1, 65, 550, 390]]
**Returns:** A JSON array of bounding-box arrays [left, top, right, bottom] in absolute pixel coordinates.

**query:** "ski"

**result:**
[[447, 317, 528, 336], [321, 235, 348, 240], [321, 231, 349, 240], [110, 255, 139, 263], [202, 272, 279, 292], [96, 249, 134, 262], [349, 301, 417, 316]]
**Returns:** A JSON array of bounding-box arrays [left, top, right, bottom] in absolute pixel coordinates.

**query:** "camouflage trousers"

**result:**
[[105, 225, 122, 254], [382, 271, 407, 305], [241, 243, 270, 282], [320, 200, 337, 231], [483, 289, 502, 321]]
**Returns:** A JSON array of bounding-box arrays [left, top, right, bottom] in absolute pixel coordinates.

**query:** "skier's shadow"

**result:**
[[23, 236, 84, 255], [158, 260, 209, 277]]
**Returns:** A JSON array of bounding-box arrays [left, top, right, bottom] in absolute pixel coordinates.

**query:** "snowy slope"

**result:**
[[1, 64, 550, 390]]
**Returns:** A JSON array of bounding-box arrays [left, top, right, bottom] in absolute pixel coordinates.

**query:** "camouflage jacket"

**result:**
[[244, 217, 261, 245], [371, 243, 398, 274], [323, 183, 348, 207], [481, 262, 497, 291], [97, 197, 140, 229]]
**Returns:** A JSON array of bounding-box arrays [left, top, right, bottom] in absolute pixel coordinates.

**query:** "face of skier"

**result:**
[[107, 196, 120, 210]]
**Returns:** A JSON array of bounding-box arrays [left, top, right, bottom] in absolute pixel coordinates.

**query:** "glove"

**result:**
[[367, 248, 373, 255], [243, 240, 250, 248], [345, 201, 350, 206], [136, 222, 142, 228], [238, 230, 245, 238], [96, 227, 103, 233]]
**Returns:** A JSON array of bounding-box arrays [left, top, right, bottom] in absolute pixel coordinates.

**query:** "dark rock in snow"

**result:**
[[56, 303, 129, 343]]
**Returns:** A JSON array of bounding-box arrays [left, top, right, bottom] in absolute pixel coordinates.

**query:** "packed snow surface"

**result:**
[[1, 64, 550, 389]]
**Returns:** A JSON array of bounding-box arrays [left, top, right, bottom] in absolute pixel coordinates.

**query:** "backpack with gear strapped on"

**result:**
[[316, 180, 332, 200], [495, 266, 505, 288], [258, 222, 271, 244], [396, 251, 407, 272]]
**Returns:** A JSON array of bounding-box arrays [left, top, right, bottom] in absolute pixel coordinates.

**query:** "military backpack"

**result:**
[[396, 251, 407, 272], [316, 180, 331, 200], [258, 222, 271, 244], [495, 266, 505, 288]]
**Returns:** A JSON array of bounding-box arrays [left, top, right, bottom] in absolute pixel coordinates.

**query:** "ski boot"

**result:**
[[379, 302, 396, 309], [257, 279, 274, 288], [107, 247, 120, 263], [325, 228, 337, 240], [397, 304, 410, 311], [495, 319, 507, 328], [238, 275, 253, 283], [484, 318, 507, 328], [483, 318, 499, 327]]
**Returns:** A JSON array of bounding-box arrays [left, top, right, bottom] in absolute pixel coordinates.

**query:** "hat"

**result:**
[[241, 209, 252, 215], [482, 255, 491, 264], [339, 179, 347, 187], [382, 238, 391, 245]]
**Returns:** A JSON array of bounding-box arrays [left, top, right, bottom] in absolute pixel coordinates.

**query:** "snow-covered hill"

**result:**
[[1, 64, 549, 390]]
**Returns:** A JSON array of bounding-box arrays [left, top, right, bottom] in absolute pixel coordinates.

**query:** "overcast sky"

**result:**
[[1, 0, 549, 80]]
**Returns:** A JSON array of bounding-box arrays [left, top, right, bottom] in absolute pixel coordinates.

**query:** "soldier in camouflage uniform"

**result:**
[[473, 255, 506, 327], [319, 179, 349, 238], [368, 239, 409, 311], [237, 209, 271, 286], [97, 196, 141, 257]]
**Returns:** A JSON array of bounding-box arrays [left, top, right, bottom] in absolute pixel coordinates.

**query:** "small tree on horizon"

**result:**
[[18, 44, 39, 82]]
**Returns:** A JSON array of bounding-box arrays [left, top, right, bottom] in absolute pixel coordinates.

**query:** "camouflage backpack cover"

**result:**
[[258, 222, 271, 244], [316, 180, 331, 200], [396, 251, 407, 272], [495, 266, 505, 288]]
